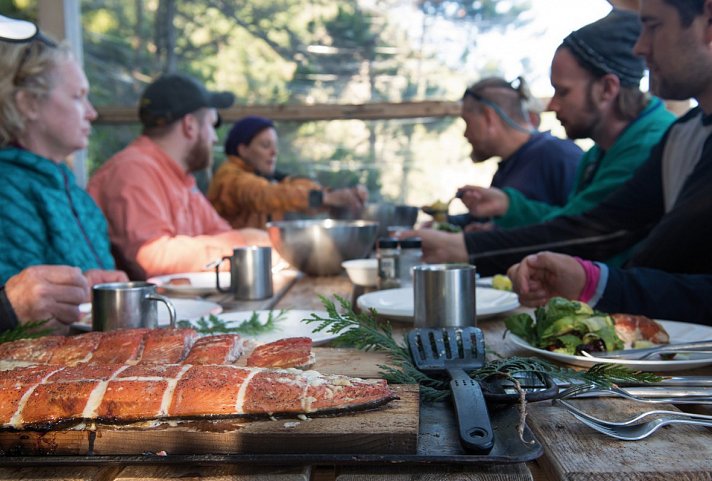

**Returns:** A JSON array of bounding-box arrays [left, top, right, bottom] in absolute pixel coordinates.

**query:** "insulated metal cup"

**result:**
[[92, 281, 176, 331], [413, 264, 477, 328], [215, 246, 273, 300]]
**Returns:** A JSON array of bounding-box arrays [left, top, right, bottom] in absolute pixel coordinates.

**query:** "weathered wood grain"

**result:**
[[527, 399, 712, 481], [335, 463, 532, 481]]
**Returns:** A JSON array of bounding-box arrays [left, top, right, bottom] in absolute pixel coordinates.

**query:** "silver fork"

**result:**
[[557, 383, 712, 405], [556, 398, 712, 426], [555, 399, 712, 440]]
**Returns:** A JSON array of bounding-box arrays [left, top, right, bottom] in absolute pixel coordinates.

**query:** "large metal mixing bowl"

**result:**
[[361, 203, 419, 238], [266, 219, 379, 276]]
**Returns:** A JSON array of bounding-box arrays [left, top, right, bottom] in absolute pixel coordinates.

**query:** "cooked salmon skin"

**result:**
[[90, 329, 149, 364], [169, 365, 251, 417], [22, 381, 99, 425], [0, 329, 310, 369], [0, 364, 396, 429], [182, 334, 242, 365], [0, 366, 61, 424], [48, 331, 103, 365], [0, 336, 66, 363], [139, 328, 197, 364], [246, 337, 314, 369]]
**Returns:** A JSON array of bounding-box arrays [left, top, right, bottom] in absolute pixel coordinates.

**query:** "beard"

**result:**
[[562, 115, 597, 140], [186, 133, 212, 173], [651, 70, 706, 102], [561, 81, 600, 140]]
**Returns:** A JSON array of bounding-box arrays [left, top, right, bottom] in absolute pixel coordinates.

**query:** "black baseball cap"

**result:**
[[139, 73, 235, 128]]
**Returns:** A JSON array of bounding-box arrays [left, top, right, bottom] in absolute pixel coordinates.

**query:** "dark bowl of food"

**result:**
[[360, 203, 419, 238]]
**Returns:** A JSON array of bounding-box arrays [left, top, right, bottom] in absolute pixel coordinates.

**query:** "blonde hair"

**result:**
[[0, 36, 71, 147]]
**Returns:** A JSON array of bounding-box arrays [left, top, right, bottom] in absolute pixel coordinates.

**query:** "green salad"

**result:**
[[433, 222, 462, 233], [505, 297, 624, 355]]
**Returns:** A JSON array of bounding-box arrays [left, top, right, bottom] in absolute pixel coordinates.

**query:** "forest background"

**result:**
[[2, 0, 610, 209]]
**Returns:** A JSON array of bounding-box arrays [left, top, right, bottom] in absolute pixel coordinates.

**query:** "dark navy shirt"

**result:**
[[450, 132, 582, 226], [0, 285, 19, 332], [491, 132, 582, 206]]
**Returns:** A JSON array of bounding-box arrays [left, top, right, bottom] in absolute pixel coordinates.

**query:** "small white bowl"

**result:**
[[342, 258, 378, 286]]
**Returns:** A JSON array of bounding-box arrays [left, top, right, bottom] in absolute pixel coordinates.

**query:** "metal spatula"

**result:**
[[408, 326, 494, 453]]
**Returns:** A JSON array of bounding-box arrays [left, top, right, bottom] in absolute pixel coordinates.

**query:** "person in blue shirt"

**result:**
[[449, 76, 582, 230], [508, 251, 712, 326], [0, 21, 120, 285], [0, 16, 126, 332], [505, 0, 712, 326]]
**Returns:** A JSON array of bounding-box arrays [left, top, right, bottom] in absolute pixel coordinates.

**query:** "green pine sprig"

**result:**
[[306, 295, 664, 402], [178, 310, 287, 335], [0, 319, 53, 344], [474, 356, 662, 387]]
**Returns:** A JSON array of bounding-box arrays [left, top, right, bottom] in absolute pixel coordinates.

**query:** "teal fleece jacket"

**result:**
[[496, 97, 676, 228], [0, 147, 114, 284]]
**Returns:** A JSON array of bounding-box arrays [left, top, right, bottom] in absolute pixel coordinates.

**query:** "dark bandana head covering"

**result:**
[[562, 8, 645, 87]]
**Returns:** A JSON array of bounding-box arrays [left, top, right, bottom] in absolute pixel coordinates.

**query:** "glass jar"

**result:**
[[398, 237, 422, 288], [377, 237, 400, 290]]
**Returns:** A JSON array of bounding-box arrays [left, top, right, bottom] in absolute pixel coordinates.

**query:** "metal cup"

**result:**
[[413, 264, 477, 328], [92, 281, 176, 331], [215, 246, 274, 300]]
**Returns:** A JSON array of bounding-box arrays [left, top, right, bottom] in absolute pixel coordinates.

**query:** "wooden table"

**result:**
[[3, 270, 712, 480]]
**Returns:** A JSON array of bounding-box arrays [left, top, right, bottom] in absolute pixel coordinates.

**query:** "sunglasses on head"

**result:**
[[0, 14, 55, 46], [462, 77, 534, 135]]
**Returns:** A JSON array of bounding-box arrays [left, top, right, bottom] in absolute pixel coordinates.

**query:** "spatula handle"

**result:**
[[449, 369, 494, 453]]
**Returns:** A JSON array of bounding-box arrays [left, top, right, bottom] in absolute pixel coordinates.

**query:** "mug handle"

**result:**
[[147, 293, 177, 329], [215, 256, 233, 293]]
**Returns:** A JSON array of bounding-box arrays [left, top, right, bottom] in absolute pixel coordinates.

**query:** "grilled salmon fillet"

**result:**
[[0, 330, 306, 369], [0, 364, 396, 429], [182, 334, 243, 365], [246, 337, 314, 369]]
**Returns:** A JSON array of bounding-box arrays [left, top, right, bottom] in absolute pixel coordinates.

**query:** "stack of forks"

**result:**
[[555, 384, 712, 440]]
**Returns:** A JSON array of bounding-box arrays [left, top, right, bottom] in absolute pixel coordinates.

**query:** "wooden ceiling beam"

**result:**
[[96, 101, 463, 124]]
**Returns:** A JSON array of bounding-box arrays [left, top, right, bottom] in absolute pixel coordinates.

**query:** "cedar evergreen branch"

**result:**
[[305, 295, 663, 402]]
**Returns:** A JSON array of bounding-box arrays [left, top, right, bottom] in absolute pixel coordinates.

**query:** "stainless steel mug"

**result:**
[[215, 246, 273, 300], [413, 264, 477, 328], [92, 281, 176, 331]]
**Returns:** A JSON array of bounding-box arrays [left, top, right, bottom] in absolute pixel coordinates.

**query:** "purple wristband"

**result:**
[[574, 257, 600, 303]]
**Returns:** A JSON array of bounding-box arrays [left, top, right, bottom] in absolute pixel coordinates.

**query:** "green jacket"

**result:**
[[0, 147, 114, 284], [496, 97, 676, 229]]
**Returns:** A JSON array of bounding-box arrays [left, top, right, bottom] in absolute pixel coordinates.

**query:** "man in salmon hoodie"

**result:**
[[88, 74, 273, 280]]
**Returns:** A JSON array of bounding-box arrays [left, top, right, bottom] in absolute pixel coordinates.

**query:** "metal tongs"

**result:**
[[581, 339, 712, 360]]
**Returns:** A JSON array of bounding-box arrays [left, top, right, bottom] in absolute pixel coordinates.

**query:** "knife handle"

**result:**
[[449, 370, 494, 453]]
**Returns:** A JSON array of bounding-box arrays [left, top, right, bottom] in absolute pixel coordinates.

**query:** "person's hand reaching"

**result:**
[[5, 265, 90, 327], [84, 269, 128, 286], [507, 252, 586, 307], [324, 185, 368, 213], [395, 228, 468, 264], [458, 185, 509, 218]]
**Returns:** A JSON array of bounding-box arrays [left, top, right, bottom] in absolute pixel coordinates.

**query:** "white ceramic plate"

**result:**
[[356, 286, 519, 321], [508, 320, 712, 372], [76, 298, 223, 330], [147, 272, 232, 296], [185, 310, 338, 346]]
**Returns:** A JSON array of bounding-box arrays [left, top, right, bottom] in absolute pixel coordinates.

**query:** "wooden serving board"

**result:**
[[0, 349, 419, 457]]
